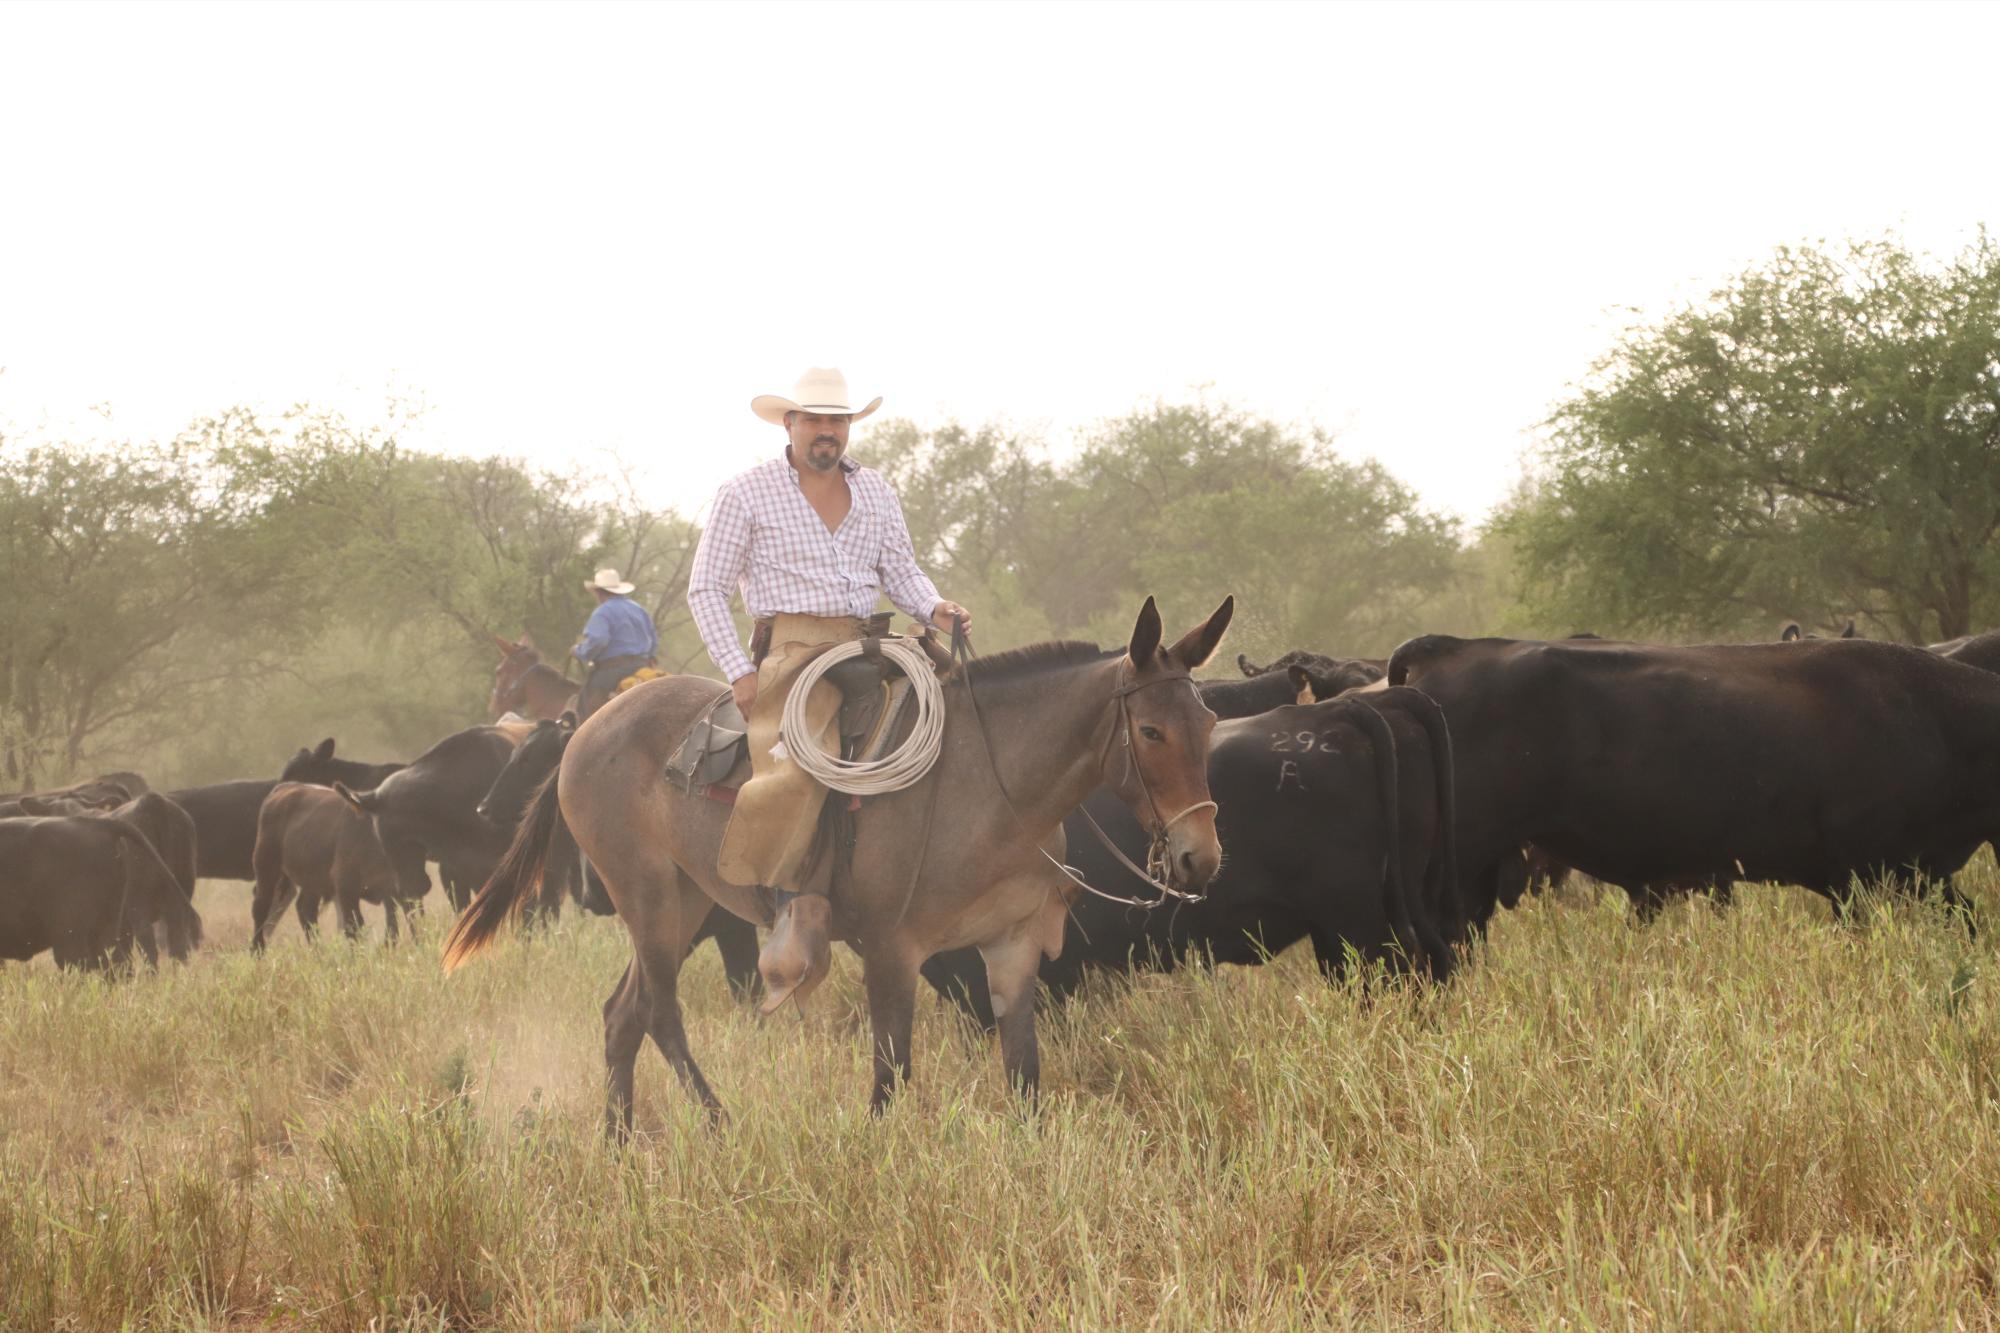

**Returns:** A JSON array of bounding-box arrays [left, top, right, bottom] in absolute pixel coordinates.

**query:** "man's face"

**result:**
[[787, 411, 851, 474]]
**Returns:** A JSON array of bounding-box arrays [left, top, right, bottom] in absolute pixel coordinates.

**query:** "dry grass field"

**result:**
[[5, 864, 2000, 1329]]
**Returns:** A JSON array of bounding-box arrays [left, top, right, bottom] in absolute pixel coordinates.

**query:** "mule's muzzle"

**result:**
[[1165, 813, 1222, 892], [1168, 824, 1216, 888]]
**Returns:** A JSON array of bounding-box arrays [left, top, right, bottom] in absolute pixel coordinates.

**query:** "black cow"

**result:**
[[280, 738, 405, 791], [921, 680, 1456, 1025], [1933, 631, 2000, 674], [24, 791, 203, 961], [0, 814, 201, 968], [1389, 634, 2000, 932], [1234, 650, 1386, 695], [475, 713, 764, 998], [1238, 649, 1387, 680], [0, 777, 134, 813], [345, 724, 526, 909], [163, 780, 277, 882], [1779, 620, 1860, 642]]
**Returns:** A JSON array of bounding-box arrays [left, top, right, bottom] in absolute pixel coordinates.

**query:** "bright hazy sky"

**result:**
[[2, 0, 1994, 525]]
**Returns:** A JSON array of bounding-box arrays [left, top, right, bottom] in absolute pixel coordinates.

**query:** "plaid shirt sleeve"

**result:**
[[687, 480, 756, 682], [874, 478, 943, 625]]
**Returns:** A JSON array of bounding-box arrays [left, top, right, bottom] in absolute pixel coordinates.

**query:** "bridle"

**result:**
[[952, 623, 1215, 909], [491, 647, 536, 715]]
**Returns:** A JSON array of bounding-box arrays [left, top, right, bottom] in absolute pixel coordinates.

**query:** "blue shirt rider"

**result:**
[[573, 568, 659, 719]]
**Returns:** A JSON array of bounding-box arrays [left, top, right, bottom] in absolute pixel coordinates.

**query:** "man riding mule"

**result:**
[[573, 569, 659, 720], [683, 367, 975, 1007], [443, 593, 1233, 1125]]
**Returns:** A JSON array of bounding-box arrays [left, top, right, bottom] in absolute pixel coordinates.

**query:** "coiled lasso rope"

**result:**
[[777, 638, 949, 795]]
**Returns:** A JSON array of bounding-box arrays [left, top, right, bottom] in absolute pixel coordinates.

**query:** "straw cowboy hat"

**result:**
[[585, 568, 636, 595], [751, 366, 882, 426]]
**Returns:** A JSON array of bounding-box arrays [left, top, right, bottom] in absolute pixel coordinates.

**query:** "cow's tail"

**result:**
[[126, 792, 199, 902], [335, 782, 373, 813], [1337, 698, 1424, 979], [1386, 633, 1461, 687], [442, 768, 562, 972], [1372, 686, 1460, 981], [105, 819, 203, 956]]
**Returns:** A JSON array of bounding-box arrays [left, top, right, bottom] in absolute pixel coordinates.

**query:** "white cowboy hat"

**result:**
[[751, 366, 882, 426], [585, 568, 636, 595]]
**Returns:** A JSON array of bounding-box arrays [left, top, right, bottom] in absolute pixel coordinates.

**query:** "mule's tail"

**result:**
[[1338, 698, 1423, 979], [106, 818, 203, 955], [442, 768, 563, 972]]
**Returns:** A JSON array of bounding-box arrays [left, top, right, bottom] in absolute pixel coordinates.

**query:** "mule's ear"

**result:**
[[519, 630, 537, 649], [1287, 664, 1314, 705], [1840, 620, 1858, 639], [1127, 595, 1163, 667], [314, 737, 336, 761], [491, 633, 517, 655], [558, 710, 579, 731], [1237, 651, 1263, 678], [1780, 622, 1803, 642], [1167, 595, 1234, 671]]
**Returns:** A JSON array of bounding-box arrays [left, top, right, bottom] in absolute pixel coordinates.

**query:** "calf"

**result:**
[[0, 814, 201, 968], [250, 782, 411, 949]]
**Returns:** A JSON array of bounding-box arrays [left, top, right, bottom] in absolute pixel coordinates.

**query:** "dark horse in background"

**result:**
[[490, 633, 580, 721]]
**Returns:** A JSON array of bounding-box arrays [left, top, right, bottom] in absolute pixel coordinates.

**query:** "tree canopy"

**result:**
[[868, 398, 1465, 663], [1507, 233, 2000, 641], [0, 396, 1476, 789]]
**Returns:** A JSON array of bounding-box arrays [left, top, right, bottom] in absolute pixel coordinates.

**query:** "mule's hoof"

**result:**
[[758, 894, 831, 1014]]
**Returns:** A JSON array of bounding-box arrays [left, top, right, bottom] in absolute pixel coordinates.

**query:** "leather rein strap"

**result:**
[[950, 622, 1212, 910]]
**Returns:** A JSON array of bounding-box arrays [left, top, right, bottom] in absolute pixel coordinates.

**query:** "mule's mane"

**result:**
[[954, 640, 1115, 686]]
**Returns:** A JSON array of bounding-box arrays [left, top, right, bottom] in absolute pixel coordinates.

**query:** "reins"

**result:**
[[948, 622, 1213, 910]]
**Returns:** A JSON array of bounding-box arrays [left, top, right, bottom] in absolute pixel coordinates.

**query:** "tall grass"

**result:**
[[4, 868, 2000, 1328]]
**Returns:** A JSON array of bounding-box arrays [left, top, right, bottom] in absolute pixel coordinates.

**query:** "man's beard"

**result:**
[[804, 437, 843, 472]]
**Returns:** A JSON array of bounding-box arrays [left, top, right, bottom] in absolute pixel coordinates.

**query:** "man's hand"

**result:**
[[931, 601, 972, 634], [731, 672, 759, 715]]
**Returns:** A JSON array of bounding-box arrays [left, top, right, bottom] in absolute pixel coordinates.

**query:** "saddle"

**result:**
[[664, 632, 940, 800], [665, 693, 751, 795]]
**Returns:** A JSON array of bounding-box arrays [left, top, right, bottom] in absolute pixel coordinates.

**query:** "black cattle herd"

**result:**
[[5, 623, 2000, 1027]]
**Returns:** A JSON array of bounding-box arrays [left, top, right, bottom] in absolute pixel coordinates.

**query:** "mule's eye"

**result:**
[[1140, 725, 1165, 742]]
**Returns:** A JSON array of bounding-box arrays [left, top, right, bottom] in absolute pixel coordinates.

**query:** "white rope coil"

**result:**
[[778, 638, 948, 795]]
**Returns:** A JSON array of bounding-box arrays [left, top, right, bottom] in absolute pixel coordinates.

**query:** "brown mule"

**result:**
[[489, 633, 580, 721], [445, 595, 1234, 1129]]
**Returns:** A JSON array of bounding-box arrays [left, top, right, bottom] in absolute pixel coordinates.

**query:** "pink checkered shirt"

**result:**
[[687, 451, 944, 682]]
